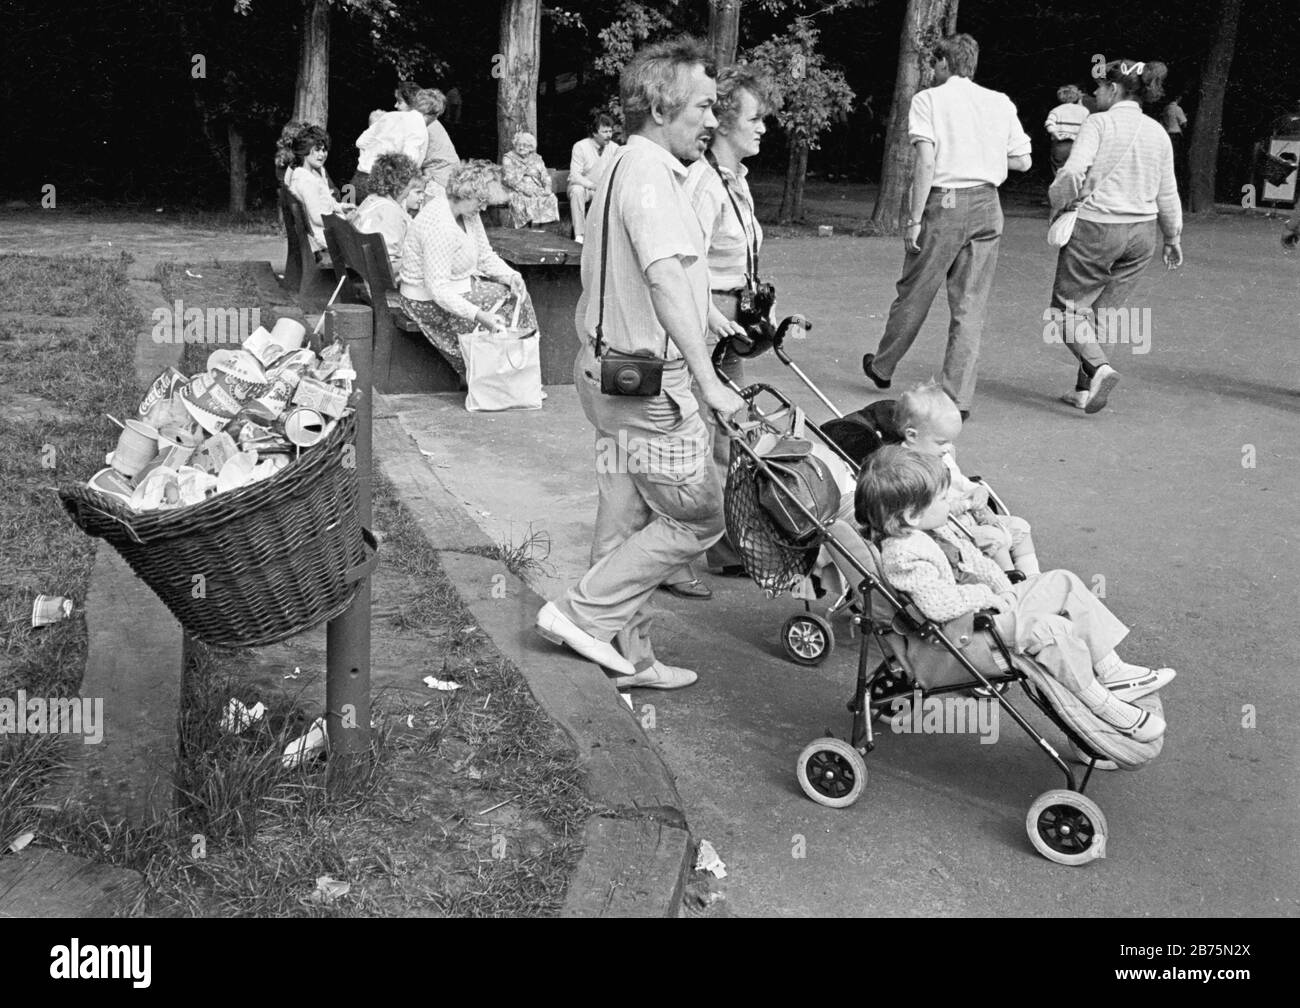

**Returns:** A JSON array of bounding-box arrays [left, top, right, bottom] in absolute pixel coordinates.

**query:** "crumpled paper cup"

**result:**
[[216, 450, 260, 494]]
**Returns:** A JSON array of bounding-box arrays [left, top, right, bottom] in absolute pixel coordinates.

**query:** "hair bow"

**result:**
[[1120, 61, 1146, 76]]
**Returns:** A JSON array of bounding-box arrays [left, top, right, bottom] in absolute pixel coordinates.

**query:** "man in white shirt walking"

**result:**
[[863, 33, 1032, 418], [567, 114, 621, 243]]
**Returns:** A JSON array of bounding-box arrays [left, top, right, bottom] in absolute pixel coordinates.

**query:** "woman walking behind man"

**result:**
[[1048, 59, 1182, 414]]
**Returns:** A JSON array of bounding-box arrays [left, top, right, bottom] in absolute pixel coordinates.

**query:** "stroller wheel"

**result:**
[[1026, 789, 1109, 866], [781, 613, 835, 666], [796, 737, 866, 808]]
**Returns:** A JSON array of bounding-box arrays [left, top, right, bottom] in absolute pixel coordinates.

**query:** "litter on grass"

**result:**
[[8, 832, 35, 853], [220, 698, 266, 734], [306, 875, 350, 906], [695, 839, 727, 879], [282, 717, 328, 768], [423, 676, 462, 692], [31, 595, 73, 628]]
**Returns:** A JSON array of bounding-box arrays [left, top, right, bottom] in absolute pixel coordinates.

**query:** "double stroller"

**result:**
[[714, 318, 1165, 866]]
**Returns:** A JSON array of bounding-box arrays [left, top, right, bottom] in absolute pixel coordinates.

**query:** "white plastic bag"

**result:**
[[456, 300, 543, 412], [1047, 209, 1078, 248]]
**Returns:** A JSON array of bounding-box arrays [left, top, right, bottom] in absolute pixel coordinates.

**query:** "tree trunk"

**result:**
[[1188, 0, 1242, 213], [228, 122, 247, 215], [708, 0, 743, 70], [497, 0, 542, 160], [779, 139, 808, 224], [293, 0, 330, 127], [871, 0, 959, 231]]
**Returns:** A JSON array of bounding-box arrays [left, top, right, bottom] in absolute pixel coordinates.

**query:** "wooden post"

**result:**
[[324, 304, 373, 757], [497, 0, 542, 159]]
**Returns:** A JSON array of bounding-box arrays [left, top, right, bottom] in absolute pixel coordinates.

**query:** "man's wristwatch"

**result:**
[[906, 218, 922, 227]]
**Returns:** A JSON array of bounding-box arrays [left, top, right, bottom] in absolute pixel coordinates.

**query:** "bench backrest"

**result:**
[[278, 186, 304, 290], [323, 212, 398, 300]]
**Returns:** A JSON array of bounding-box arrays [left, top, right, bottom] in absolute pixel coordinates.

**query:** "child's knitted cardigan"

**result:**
[[881, 527, 1012, 623]]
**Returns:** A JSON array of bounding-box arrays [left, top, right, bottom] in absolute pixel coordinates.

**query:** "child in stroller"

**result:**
[[857, 445, 1174, 742], [893, 382, 1040, 578]]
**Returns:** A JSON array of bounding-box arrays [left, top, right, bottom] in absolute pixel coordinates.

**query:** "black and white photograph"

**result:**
[[0, 0, 1294, 955]]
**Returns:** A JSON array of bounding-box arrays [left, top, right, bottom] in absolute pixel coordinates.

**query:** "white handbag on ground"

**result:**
[[457, 298, 543, 412]]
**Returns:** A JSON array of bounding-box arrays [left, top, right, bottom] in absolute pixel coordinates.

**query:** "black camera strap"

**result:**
[[593, 155, 623, 359], [707, 149, 760, 286], [593, 151, 671, 360]]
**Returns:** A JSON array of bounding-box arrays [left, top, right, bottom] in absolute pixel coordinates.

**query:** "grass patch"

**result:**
[[0, 253, 140, 853]]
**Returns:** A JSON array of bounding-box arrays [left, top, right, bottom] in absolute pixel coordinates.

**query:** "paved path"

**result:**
[[394, 212, 1300, 916], [0, 210, 285, 279]]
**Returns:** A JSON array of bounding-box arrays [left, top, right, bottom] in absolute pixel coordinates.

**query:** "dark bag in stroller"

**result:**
[[756, 437, 841, 545]]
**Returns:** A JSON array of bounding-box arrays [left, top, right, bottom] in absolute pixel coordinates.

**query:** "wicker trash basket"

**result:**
[[60, 411, 377, 649]]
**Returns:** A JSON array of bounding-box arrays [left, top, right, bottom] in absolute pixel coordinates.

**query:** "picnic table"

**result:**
[[486, 228, 582, 385]]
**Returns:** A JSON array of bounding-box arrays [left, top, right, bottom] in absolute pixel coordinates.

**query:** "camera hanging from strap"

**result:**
[[707, 149, 761, 288]]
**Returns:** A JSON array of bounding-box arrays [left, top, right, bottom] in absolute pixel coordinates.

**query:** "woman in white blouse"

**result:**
[[662, 64, 774, 600], [350, 152, 420, 275], [285, 125, 353, 260], [398, 160, 536, 375]]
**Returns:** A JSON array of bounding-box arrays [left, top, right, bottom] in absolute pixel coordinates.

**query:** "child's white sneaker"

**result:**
[[1088, 693, 1165, 743], [1100, 665, 1176, 702]]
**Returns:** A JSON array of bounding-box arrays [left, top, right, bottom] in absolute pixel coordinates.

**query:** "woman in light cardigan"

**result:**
[[662, 63, 773, 600], [350, 152, 420, 275], [1047, 59, 1182, 415], [398, 160, 537, 375]]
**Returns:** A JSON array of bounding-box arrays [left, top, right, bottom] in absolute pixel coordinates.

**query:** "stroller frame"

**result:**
[[716, 324, 1116, 864]]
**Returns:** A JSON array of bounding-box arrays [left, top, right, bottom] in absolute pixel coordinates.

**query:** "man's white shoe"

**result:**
[[1101, 666, 1176, 702], [618, 661, 698, 690], [535, 602, 636, 676], [1060, 389, 1090, 409], [1084, 364, 1120, 414]]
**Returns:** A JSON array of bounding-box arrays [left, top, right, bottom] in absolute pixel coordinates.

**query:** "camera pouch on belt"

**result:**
[[592, 156, 670, 397]]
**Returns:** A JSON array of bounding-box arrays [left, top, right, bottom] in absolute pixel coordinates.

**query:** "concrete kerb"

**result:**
[[373, 405, 695, 918]]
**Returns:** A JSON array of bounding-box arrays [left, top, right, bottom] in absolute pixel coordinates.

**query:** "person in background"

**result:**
[[415, 88, 461, 198], [502, 131, 561, 229], [861, 33, 1032, 420], [568, 113, 621, 243], [285, 125, 353, 259], [1048, 59, 1182, 414], [350, 152, 421, 275], [443, 85, 463, 126], [351, 84, 428, 201], [661, 63, 774, 600], [1046, 84, 1090, 175], [398, 160, 536, 376], [1162, 94, 1189, 200]]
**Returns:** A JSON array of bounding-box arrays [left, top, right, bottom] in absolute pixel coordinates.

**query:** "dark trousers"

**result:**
[[1048, 218, 1157, 389], [873, 184, 1003, 410]]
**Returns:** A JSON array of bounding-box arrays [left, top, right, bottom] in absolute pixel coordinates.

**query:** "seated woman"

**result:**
[[501, 131, 560, 229], [350, 152, 420, 275], [284, 125, 353, 260], [857, 445, 1174, 742], [398, 160, 538, 375]]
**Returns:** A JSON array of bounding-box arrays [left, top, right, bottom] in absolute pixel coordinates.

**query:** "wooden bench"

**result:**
[[323, 213, 461, 393], [279, 186, 340, 314], [485, 227, 582, 385]]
